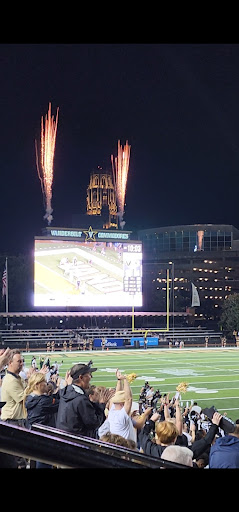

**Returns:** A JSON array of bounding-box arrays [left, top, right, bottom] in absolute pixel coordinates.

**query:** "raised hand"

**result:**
[[0, 347, 11, 371]]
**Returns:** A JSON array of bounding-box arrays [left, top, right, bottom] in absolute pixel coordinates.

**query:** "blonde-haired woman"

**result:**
[[139, 411, 179, 459], [24, 372, 60, 428], [24, 372, 60, 468]]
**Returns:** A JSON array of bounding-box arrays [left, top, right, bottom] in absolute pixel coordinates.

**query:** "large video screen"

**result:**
[[34, 239, 143, 307]]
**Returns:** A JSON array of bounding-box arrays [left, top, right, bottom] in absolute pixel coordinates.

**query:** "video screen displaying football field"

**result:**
[[34, 239, 142, 307]]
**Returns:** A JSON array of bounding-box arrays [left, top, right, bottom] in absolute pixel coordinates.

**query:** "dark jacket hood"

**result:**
[[25, 393, 45, 410], [213, 434, 239, 448], [58, 384, 84, 402], [209, 435, 239, 468]]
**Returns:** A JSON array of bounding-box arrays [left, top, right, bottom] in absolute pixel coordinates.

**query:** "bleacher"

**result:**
[[0, 328, 75, 351], [0, 325, 223, 351]]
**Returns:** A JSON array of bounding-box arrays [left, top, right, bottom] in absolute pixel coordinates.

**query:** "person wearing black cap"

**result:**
[[56, 362, 115, 438]]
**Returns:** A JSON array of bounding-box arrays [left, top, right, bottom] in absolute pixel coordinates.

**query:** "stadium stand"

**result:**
[[0, 326, 223, 351]]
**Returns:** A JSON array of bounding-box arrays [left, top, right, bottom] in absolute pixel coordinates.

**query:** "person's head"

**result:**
[[155, 420, 179, 446], [195, 429, 206, 441], [161, 445, 193, 467], [87, 385, 100, 401], [100, 432, 137, 450], [7, 349, 24, 376], [24, 372, 48, 398], [70, 363, 97, 391], [47, 381, 56, 395], [23, 372, 48, 415], [87, 385, 106, 402], [195, 452, 209, 468], [111, 390, 126, 409], [231, 424, 239, 438]]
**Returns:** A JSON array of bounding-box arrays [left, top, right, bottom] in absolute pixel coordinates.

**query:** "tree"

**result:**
[[219, 294, 239, 336]]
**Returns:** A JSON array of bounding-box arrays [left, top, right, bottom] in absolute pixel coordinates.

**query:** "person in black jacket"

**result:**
[[23, 371, 61, 468], [24, 373, 60, 429], [56, 363, 115, 438], [139, 410, 222, 464]]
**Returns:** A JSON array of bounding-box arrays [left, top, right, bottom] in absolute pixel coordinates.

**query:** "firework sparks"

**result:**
[[35, 102, 59, 225], [111, 140, 131, 229], [197, 230, 204, 251]]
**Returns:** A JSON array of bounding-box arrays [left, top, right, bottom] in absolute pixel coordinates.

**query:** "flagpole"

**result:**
[[5, 257, 9, 328]]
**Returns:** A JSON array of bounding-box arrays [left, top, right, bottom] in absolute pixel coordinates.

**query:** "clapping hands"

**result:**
[[0, 347, 11, 371]]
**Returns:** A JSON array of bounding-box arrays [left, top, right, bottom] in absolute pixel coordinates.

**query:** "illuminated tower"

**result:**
[[86, 167, 118, 229]]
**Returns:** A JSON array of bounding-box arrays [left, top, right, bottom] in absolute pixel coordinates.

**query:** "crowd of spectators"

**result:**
[[1, 346, 239, 469]]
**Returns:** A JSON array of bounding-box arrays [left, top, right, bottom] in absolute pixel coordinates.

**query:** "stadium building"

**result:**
[[138, 224, 239, 327]]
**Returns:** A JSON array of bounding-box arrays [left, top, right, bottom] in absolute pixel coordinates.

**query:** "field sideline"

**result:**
[[23, 347, 239, 422]]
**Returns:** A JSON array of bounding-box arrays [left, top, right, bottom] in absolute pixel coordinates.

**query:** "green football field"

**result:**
[[23, 348, 239, 422]]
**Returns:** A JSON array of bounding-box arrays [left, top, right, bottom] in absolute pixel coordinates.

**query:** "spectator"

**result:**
[[1, 349, 28, 428], [31, 356, 37, 369], [23, 372, 60, 429], [0, 348, 18, 468], [161, 445, 193, 467], [195, 452, 209, 468], [139, 413, 179, 457], [209, 423, 239, 468], [163, 398, 187, 445], [191, 412, 222, 460], [19, 358, 30, 382], [139, 410, 222, 463], [98, 371, 152, 444], [1, 349, 48, 468], [23, 372, 60, 469], [56, 362, 114, 438], [182, 421, 193, 446], [87, 385, 104, 403], [100, 432, 137, 450], [107, 368, 136, 443]]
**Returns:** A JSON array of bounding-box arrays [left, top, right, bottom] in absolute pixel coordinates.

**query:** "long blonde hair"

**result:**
[[23, 372, 47, 414]]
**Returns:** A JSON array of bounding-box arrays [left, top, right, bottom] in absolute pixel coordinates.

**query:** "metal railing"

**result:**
[[0, 421, 191, 469]]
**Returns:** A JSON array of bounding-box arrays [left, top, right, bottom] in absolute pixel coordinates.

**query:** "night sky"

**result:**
[[1, 43, 239, 255]]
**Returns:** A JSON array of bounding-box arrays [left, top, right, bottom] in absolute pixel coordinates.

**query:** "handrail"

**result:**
[[0, 421, 191, 469]]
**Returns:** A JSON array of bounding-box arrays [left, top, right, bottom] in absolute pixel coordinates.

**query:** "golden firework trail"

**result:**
[[197, 230, 204, 251], [111, 140, 131, 229], [35, 102, 59, 225]]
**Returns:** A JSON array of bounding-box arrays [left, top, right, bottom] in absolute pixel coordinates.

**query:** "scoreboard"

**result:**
[[34, 228, 143, 307]]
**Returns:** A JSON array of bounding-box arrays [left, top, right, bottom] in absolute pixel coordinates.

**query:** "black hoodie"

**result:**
[[55, 384, 106, 438], [25, 393, 60, 428]]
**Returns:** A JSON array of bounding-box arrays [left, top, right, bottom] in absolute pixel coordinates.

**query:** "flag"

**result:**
[[2, 261, 7, 297], [191, 282, 200, 307]]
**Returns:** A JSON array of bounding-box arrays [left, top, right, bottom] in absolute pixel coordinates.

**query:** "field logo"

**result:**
[[159, 368, 203, 377], [187, 386, 218, 394]]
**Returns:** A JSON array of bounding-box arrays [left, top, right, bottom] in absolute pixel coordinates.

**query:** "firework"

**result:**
[[35, 102, 59, 225], [111, 140, 131, 229], [197, 230, 204, 251]]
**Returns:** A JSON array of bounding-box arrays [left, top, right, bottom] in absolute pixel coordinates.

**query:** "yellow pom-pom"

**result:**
[[176, 382, 188, 394], [126, 373, 138, 383]]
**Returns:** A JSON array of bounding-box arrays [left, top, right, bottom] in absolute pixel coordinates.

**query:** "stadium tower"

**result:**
[[86, 166, 118, 229]]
